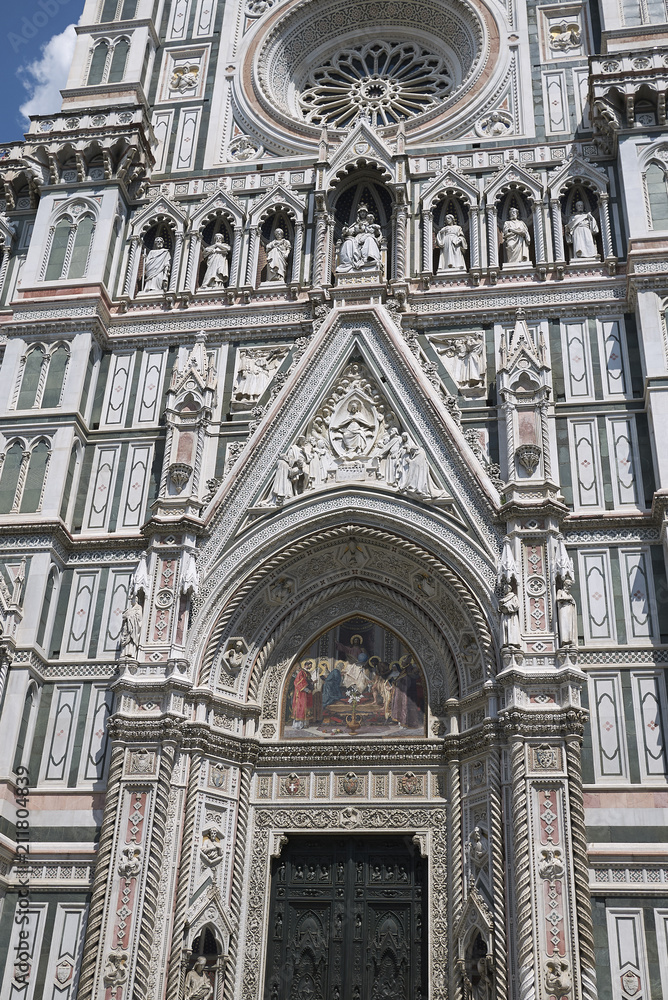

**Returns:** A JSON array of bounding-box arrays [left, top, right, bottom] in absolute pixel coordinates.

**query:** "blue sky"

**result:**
[[1, 2, 81, 142]]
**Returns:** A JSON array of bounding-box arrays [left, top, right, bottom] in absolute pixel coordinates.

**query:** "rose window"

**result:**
[[298, 41, 452, 129]]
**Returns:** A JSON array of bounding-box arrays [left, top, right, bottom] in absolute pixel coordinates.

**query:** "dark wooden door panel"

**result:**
[[264, 836, 426, 1000]]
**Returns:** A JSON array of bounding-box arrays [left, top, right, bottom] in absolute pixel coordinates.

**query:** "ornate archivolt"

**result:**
[[192, 524, 499, 710]]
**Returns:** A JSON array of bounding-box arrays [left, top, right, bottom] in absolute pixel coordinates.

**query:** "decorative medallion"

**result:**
[[397, 771, 422, 795]]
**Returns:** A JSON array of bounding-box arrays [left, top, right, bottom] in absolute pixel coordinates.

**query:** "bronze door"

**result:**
[[263, 835, 427, 1000]]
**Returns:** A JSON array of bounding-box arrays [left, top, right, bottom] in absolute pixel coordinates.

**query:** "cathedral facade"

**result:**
[[0, 0, 667, 998]]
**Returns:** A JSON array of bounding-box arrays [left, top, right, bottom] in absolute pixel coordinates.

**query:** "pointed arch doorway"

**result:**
[[263, 834, 427, 1000]]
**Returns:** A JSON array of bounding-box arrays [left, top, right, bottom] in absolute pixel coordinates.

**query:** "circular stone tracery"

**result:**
[[298, 41, 452, 129]]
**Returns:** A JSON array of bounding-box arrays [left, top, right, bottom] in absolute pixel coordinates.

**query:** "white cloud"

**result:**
[[18, 23, 77, 122]]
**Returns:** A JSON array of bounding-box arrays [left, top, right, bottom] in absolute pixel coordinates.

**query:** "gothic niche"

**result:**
[[138, 222, 173, 294], [198, 215, 233, 290], [433, 195, 469, 275], [498, 192, 533, 268], [258, 212, 293, 285], [184, 928, 219, 1000], [332, 177, 392, 281], [561, 187, 601, 263], [263, 361, 441, 504], [282, 616, 426, 739]]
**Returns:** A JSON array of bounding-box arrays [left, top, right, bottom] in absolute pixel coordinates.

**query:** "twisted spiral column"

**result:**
[[122, 237, 140, 296], [487, 206, 499, 269], [133, 743, 176, 998], [510, 738, 535, 1000], [76, 743, 125, 1000], [566, 736, 598, 1000], [551, 200, 565, 263], [447, 749, 463, 1000], [422, 209, 433, 275], [167, 753, 201, 1000], [223, 765, 253, 1000], [394, 204, 408, 279], [488, 747, 508, 1000], [313, 211, 327, 287]]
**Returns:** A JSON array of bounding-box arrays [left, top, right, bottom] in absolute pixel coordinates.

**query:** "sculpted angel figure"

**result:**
[[200, 232, 230, 288], [436, 214, 468, 271], [265, 228, 291, 281], [185, 957, 213, 1000], [565, 199, 599, 260], [502, 208, 531, 264], [143, 236, 171, 292]]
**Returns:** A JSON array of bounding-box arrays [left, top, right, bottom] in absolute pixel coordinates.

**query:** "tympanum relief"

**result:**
[[282, 616, 426, 739], [263, 362, 442, 505]]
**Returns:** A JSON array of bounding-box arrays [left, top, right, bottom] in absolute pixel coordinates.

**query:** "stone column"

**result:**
[[123, 237, 141, 296], [551, 200, 565, 263], [599, 193, 614, 261], [487, 205, 499, 270], [532, 199, 546, 265], [185, 232, 201, 293], [291, 220, 304, 285], [422, 208, 433, 275], [394, 203, 408, 280], [469, 206, 480, 271], [169, 233, 184, 294], [0, 244, 12, 299], [230, 226, 243, 289], [245, 226, 260, 287]]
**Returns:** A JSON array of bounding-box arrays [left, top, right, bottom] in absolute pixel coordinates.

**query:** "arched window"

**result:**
[[646, 162, 668, 229], [44, 213, 96, 282], [21, 441, 50, 514], [69, 216, 95, 279], [17, 347, 45, 409], [45, 219, 71, 280], [0, 442, 24, 513], [101, 0, 137, 19], [42, 345, 69, 408], [108, 39, 130, 83], [88, 40, 109, 85]]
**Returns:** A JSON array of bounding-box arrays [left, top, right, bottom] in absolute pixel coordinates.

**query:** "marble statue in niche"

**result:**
[[565, 200, 599, 260], [501, 208, 531, 265], [232, 347, 288, 409], [336, 204, 383, 273], [436, 214, 468, 272], [499, 582, 521, 648], [282, 616, 426, 739], [264, 362, 441, 504], [265, 228, 291, 281], [200, 233, 230, 288], [120, 596, 142, 658], [184, 957, 213, 1000], [142, 236, 171, 292]]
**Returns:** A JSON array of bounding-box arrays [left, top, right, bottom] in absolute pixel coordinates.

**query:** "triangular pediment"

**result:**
[[248, 183, 306, 225], [422, 168, 478, 209], [548, 154, 608, 197], [203, 304, 501, 563], [325, 121, 394, 188], [190, 188, 245, 229], [484, 161, 542, 202], [130, 194, 187, 235]]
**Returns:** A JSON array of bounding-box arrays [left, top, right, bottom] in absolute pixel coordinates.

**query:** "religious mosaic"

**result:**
[[281, 616, 426, 739]]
